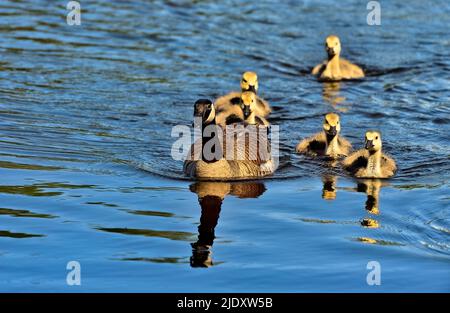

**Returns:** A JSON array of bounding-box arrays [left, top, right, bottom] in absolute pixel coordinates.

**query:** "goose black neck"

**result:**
[[201, 117, 222, 163]]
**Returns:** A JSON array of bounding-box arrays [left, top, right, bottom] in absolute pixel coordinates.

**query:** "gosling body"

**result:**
[[343, 131, 396, 178], [296, 113, 352, 158], [215, 71, 271, 118], [312, 35, 364, 81], [216, 91, 270, 127]]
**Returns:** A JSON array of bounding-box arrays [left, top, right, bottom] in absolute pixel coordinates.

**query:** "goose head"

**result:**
[[194, 99, 215, 125]]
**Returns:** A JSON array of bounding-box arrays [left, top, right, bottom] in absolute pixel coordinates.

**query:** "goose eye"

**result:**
[[376, 136, 378, 140], [242, 79, 247, 83]]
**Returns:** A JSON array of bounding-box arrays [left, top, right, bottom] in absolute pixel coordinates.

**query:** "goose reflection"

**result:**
[[357, 179, 388, 229], [189, 181, 266, 268], [322, 174, 338, 200], [322, 82, 348, 112], [321, 159, 340, 200]]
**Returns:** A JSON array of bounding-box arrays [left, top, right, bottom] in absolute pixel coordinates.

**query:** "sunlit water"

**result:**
[[0, 0, 449, 291]]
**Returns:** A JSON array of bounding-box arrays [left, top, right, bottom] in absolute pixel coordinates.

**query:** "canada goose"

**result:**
[[184, 99, 275, 180], [215, 71, 272, 118], [342, 131, 397, 178], [216, 91, 270, 127], [296, 113, 352, 158], [312, 35, 364, 81]]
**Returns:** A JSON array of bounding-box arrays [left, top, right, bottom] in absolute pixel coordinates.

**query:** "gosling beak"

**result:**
[[327, 47, 335, 56], [328, 126, 337, 136], [365, 140, 374, 150], [247, 85, 256, 93], [243, 106, 251, 119]]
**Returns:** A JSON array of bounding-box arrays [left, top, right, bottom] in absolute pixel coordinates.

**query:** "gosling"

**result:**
[[184, 99, 275, 180], [296, 113, 352, 158], [216, 91, 270, 127], [312, 35, 364, 81], [215, 71, 271, 117], [342, 131, 396, 178]]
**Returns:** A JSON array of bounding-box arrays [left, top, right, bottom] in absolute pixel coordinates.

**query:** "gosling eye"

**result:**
[[242, 79, 247, 83], [337, 121, 339, 124], [376, 136, 379, 140]]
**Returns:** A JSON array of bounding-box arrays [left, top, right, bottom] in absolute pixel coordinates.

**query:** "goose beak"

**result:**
[[365, 140, 374, 150]]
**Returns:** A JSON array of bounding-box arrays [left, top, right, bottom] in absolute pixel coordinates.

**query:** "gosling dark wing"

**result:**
[[346, 155, 368, 174], [225, 114, 244, 125], [308, 139, 326, 153], [230, 97, 241, 106]]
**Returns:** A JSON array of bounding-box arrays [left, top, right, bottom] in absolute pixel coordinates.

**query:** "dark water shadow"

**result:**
[[0, 230, 44, 239]]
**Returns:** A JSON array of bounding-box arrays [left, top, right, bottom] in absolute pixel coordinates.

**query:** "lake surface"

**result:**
[[0, 0, 449, 292]]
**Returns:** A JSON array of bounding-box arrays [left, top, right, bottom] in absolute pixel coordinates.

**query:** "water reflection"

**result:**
[[322, 82, 348, 112], [189, 182, 266, 268], [322, 174, 338, 200], [357, 179, 387, 216], [357, 179, 388, 230]]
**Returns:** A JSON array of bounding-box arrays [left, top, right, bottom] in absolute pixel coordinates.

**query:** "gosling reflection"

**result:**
[[189, 181, 266, 268], [322, 82, 348, 112], [357, 179, 386, 215], [321, 160, 340, 200], [322, 174, 338, 200], [357, 179, 388, 229]]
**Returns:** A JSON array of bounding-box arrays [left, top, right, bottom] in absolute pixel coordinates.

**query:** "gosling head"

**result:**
[[194, 99, 215, 124], [240, 71, 258, 93], [240, 91, 256, 120], [365, 131, 382, 153], [323, 113, 341, 137], [325, 35, 341, 58]]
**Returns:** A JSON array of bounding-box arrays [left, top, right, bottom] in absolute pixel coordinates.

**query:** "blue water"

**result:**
[[0, 0, 449, 292]]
